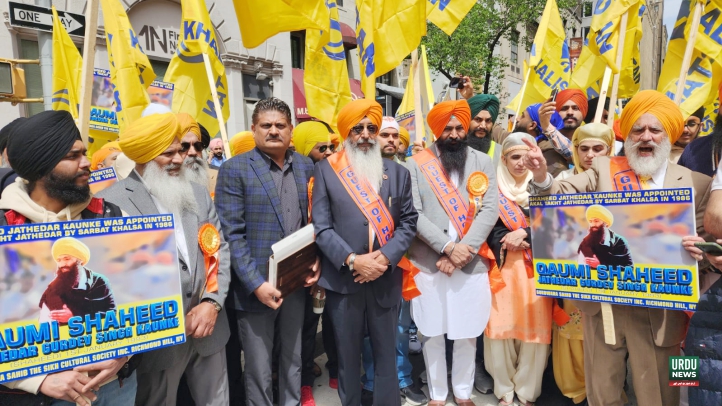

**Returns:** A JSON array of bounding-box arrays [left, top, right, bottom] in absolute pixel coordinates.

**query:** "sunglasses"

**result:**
[[180, 141, 204, 153], [318, 144, 336, 153], [351, 124, 379, 135]]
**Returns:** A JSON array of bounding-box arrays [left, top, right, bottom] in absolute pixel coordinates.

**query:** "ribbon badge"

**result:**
[[198, 223, 221, 294], [467, 171, 489, 217]]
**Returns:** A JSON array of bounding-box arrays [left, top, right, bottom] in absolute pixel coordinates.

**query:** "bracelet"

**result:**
[[448, 242, 457, 256]]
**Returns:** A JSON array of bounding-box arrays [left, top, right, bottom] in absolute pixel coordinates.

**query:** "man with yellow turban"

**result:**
[[40, 237, 116, 323], [90, 141, 122, 171], [229, 131, 255, 157], [406, 99, 498, 406], [397, 126, 410, 162], [292, 120, 336, 163], [312, 98, 418, 406], [0, 111, 133, 405], [177, 113, 214, 193], [524, 90, 711, 406], [97, 112, 232, 406]]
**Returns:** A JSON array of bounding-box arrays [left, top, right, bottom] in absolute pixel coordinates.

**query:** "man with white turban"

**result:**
[[524, 90, 711, 406], [97, 113, 232, 406]]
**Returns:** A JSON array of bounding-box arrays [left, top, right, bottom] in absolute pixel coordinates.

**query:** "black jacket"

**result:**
[[685, 276, 722, 405]]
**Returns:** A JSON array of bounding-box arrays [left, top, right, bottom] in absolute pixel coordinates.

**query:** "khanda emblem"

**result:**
[[322, 1, 345, 62]]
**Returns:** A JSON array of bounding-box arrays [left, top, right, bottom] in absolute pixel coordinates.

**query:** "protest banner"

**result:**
[[530, 188, 699, 312], [89, 167, 118, 195], [0, 215, 185, 383]]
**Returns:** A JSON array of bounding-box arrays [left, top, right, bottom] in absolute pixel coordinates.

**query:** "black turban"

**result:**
[[691, 106, 705, 120], [585, 97, 610, 124], [7, 110, 81, 182], [0, 117, 26, 153], [198, 123, 211, 150]]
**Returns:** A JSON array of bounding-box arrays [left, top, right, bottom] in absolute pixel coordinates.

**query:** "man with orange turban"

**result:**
[[229, 131, 255, 157], [397, 126, 410, 162], [312, 99, 418, 406], [536, 89, 590, 173], [523, 90, 711, 406], [404, 99, 498, 405], [90, 141, 122, 171], [97, 112, 232, 406]]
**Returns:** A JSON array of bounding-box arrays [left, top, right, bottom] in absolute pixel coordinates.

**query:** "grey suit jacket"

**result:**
[[529, 156, 711, 347], [96, 171, 231, 372], [405, 146, 499, 274]]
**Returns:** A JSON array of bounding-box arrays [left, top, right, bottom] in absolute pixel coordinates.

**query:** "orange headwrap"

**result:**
[[90, 141, 121, 171], [337, 99, 383, 140], [619, 90, 684, 144], [230, 131, 255, 157], [426, 100, 471, 137], [555, 89, 589, 119], [177, 113, 201, 138]]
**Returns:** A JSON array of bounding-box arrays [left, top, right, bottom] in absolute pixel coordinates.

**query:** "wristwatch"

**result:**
[[348, 253, 357, 271], [202, 298, 222, 312]]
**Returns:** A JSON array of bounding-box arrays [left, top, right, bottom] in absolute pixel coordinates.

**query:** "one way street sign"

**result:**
[[8, 2, 85, 36]]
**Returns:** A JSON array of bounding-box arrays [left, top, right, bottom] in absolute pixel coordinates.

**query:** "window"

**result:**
[[510, 30, 519, 65], [150, 60, 169, 80], [243, 73, 272, 100], [375, 71, 393, 85], [19, 39, 43, 117], [583, 1, 593, 17], [337, 0, 343, 6], [291, 32, 304, 69], [582, 26, 590, 40]]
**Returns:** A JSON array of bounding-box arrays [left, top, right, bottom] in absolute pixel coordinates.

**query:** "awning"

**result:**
[[376, 83, 406, 99], [293, 68, 364, 121], [340, 22, 357, 48]]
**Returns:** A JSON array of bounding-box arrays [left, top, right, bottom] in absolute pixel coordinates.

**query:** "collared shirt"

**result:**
[[258, 148, 302, 235], [134, 169, 191, 265], [210, 155, 227, 168], [645, 159, 668, 189]]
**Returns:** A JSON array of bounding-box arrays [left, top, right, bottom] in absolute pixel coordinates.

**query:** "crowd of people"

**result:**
[[0, 77, 721, 406]]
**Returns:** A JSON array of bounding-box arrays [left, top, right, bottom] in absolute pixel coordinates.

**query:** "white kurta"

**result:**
[[410, 172, 492, 340]]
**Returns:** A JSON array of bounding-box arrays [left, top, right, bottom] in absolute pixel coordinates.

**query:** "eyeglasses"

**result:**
[[180, 141, 204, 153], [684, 121, 699, 129], [351, 124, 378, 135], [318, 144, 336, 153]]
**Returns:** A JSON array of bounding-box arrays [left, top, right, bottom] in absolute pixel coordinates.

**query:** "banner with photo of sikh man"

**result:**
[[529, 188, 699, 311], [0, 215, 185, 384]]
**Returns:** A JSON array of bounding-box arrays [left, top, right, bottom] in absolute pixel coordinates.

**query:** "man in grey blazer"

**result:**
[[97, 113, 231, 406], [406, 100, 498, 406]]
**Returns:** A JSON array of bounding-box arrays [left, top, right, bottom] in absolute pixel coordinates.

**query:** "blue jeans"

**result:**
[[51, 371, 137, 406], [362, 299, 413, 391]]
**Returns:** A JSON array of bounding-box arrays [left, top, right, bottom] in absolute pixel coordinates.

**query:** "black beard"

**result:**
[[56, 263, 80, 286], [44, 170, 91, 205], [467, 134, 492, 154], [563, 118, 580, 131], [589, 226, 605, 242], [437, 137, 468, 179]]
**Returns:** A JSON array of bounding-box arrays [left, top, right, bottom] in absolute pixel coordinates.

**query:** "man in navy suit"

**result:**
[[312, 99, 418, 406], [215, 98, 319, 406]]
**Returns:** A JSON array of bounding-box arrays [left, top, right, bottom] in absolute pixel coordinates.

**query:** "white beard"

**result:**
[[142, 161, 198, 216], [625, 136, 671, 178], [183, 156, 210, 187], [344, 138, 383, 191]]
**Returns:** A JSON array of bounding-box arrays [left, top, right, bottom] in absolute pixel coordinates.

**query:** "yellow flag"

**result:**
[[100, 0, 155, 131], [570, 1, 644, 100], [395, 46, 435, 143], [165, 0, 230, 138], [357, 0, 426, 98], [303, 1, 350, 132], [658, 0, 722, 119], [585, 0, 640, 74], [51, 6, 82, 118], [507, 0, 569, 111], [426, 0, 476, 36], [233, 0, 329, 49]]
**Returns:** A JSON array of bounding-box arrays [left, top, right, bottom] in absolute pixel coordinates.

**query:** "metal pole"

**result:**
[[35, 0, 53, 110]]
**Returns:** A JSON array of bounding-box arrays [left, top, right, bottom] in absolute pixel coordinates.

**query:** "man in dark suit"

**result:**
[[215, 98, 319, 406], [312, 99, 418, 406]]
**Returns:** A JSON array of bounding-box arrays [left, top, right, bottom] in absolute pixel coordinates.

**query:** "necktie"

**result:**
[[640, 176, 652, 190]]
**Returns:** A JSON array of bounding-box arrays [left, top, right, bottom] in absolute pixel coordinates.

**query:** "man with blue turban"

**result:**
[[514, 103, 567, 177]]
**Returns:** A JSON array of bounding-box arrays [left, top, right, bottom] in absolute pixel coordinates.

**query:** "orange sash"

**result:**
[[488, 189, 533, 293], [328, 151, 395, 246], [609, 156, 643, 191]]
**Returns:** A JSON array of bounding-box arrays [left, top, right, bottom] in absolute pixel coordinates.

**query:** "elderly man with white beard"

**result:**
[[524, 90, 711, 406], [312, 99, 418, 406], [97, 112, 232, 406], [177, 113, 212, 191]]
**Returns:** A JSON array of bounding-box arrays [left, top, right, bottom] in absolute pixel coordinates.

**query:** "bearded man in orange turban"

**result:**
[[312, 99, 418, 406], [523, 90, 711, 406], [406, 99, 499, 406]]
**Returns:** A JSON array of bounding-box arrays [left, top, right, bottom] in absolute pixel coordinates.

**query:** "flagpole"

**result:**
[[674, 1, 703, 105], [412, 49, 424, 143], [202, 52, 231, 159], [515, 65, 532, 121], [607, 11, 628, 129], [77, 0, 99, 146]]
